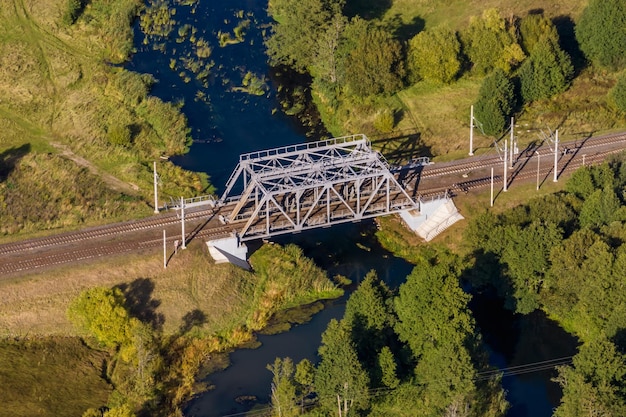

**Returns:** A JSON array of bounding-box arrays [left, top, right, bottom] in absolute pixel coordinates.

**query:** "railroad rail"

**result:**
[[1, 130, 625, 276]]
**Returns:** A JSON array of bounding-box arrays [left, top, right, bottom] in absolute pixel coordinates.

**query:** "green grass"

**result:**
[[0, 0, 209, 240], [382, 0, 587, 30], [0, 337, 112, 417]]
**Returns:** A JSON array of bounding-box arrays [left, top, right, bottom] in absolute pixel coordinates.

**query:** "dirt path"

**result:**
[[51, 142, 140, 195]]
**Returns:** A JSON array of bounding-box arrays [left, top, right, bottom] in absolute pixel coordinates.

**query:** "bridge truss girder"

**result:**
[[220, 134, 419, 241]]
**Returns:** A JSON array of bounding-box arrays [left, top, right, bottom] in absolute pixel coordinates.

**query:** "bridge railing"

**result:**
[[238, 134, 369, 162]]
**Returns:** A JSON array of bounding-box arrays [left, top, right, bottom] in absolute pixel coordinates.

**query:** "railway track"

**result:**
[[1, 131, 626, 276]]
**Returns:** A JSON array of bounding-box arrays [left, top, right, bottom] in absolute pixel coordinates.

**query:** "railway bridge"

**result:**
[[192, 134, 461, 264]]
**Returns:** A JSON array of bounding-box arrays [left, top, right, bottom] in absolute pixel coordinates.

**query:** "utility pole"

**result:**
[[153, 161, 159, 214], [503, 139, 508, 192], [536, 151, 541, 191], [163, 229, 167, 268], [582, 154, 586, 166], [490, 167, 494, 207], [180, 196, 187, 249], [553, 130, 559, 182], [469, 105, 474, 156], [509, 117, 515, 168]]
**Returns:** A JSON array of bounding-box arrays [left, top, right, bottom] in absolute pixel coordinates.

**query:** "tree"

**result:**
[[461, 9, 524, 75], [473, 69, 516, 137], [576, 0, 626, 70], [579, 186, 622, 229], [337, 17, 405, 98], [315, 319, 370, 415], [267, 358, 298, 417], [311, 13, 347, 83], [518, 37, 573, 103], [393, 258, 479, 415], [265, 0, 344, 72], [554, 338, 626, 417], [68, 287, 133, 348], [343, 270, 395, 385], [519, 12, 559, 55], [378, 346, 399, 389], [609, 71, 626, 113], [499, 221, 563, 314], [407, 27, 461, 84], [565, 166, 596, 199]]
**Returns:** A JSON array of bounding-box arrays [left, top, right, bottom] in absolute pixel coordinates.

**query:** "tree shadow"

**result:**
[[386, 14, 425, 42], [344, 0, 392, 21], [0, 143, 31, 182], [179, 309, 207, 334], [116, 278, 164, 331], [372, 131, 433, 166], [552, 15, 587, 76]]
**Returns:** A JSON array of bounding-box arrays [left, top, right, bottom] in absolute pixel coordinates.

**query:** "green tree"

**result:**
[[393, 258, 479, 415], [579, 186, 622, 229], [565, 166, 596, 199], [337, 17, 405, 98], [267, 358, 298, 417], [461, 8, 524, 75], [407, 27, 461, 84], [266, 0, 344, 72], [518, 37, 574, 102], [311, 13, 347, 83], [519, 12, 559, 55], [473, 69, 516, 137], [554, 338, 626, 417], [68, 287, 133, 349], [576, 0, 626, 70], [609, 71, 626, 113], [344, 270, 395, 385], [315, 319, 370, 415], [378, 346, 399, 389], [499, 221, 563, 314]]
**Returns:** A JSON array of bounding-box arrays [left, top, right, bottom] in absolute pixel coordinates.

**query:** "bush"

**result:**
[[609, 71, 626, 113], [407, 27, 461, 84], [62, 0, 83, 26], [373, 109, 395, 133], [108, 124, 132, 147]]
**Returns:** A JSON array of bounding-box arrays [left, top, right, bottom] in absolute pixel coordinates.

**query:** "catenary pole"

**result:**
[[503, 139, 508, 192], [490, 167, 494, 207], [469, 105, 474, 156], [553, 130, 559, 182], [153, 161, 159, 214], [536, 151, 541, 191], [181, 197, 186, 249]]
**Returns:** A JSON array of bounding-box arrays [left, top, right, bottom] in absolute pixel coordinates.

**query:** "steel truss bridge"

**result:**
[[215, 134, 421, 241]]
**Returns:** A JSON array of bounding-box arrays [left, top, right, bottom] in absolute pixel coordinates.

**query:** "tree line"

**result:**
[[263, 151, 626, 416], [266, 0, 626, 136]]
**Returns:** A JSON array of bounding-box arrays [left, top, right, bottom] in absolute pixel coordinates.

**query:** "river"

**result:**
[[126, 1, 577, 416]]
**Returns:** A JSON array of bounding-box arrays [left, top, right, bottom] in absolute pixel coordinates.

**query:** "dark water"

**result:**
[[127, 2, 577, 416], [127, 0, 304, 189]]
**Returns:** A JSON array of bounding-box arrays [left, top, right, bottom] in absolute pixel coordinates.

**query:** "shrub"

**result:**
[[373, 109, 395, 133], [609, 71, 626, 113]]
